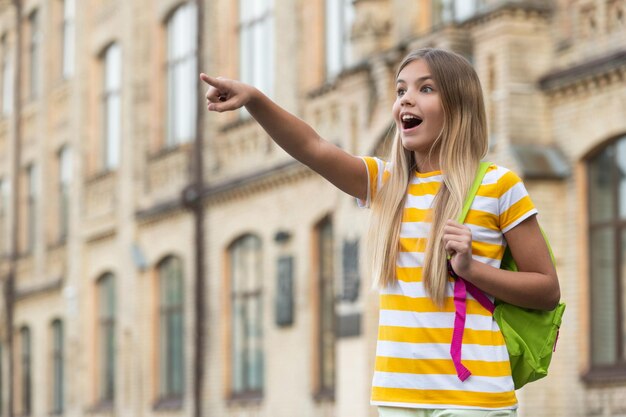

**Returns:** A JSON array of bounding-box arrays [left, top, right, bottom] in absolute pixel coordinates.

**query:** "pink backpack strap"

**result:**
[[448, 261, 495, 382], [451, 276, 472, 381]]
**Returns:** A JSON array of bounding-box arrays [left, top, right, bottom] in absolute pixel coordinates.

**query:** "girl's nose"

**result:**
[[400, 93, 414, 106]]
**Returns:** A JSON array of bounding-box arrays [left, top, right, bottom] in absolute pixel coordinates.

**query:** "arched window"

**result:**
[[97, 273, 116, 402], [230, 234, 264, 396], [51, 319, 64, 413], [19, 326, 32, 415], [158, 256, 185, 399], [587, 135, 626, 371]]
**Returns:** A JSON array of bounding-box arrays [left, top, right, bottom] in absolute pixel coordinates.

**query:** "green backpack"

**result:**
[[449, 161, 566, 390]]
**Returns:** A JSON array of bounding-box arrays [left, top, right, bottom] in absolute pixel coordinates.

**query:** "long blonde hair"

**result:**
[[367, 48, 488, 306]]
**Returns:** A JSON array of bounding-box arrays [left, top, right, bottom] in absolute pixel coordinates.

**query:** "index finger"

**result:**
[[200, 73, 223, 88]]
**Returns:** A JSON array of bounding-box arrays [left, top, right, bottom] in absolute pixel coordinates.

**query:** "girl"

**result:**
[[201, 48, 560, 417]]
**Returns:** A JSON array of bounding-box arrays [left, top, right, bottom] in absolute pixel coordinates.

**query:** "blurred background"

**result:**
[[0, 0, 624, 416]]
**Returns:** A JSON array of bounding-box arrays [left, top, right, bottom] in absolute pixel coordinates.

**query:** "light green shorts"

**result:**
[[378, 407, 517, 417]]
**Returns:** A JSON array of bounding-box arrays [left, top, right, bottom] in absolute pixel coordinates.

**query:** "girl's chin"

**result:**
[[401, 137, 435, 152]]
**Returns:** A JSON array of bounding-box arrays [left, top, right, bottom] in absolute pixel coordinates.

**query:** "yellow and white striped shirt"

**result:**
[[360, 157, 537, 410]]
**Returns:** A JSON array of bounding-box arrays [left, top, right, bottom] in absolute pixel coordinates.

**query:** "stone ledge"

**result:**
[[539, 50, 626, 92]]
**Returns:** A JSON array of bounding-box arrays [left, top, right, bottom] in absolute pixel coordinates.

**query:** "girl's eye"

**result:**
[[396, 88, 406, 97], [421, 85, 434, 93]]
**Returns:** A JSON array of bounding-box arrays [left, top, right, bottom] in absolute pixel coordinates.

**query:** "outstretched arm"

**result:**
[[444, 215, 560, 310], [200, 74, 368, 200]]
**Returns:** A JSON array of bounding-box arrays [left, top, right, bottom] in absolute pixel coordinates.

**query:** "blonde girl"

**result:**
[[201, 48, 559, 417]]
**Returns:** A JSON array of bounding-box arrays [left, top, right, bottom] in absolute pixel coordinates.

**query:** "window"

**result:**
[[25, 164, 36, 253], [432, 0, 480, 26], [230, 235, 264, 396], [1, 34, 12, 115], [588, 135, 626, 372], [0, 343, 3, 416], [20, 326, 32, 416], [487, 54, 498, 148], [325, 0, 354, 78], [61, 0, 75, 79], [317, 218, 335, 396], [51, 320, 64, 414], [239, 0, 274, 96], [102, 43, 121, 170], [28, 9, 41, 99], [58, 146, 71, 241], [0, 176, 8, 255], [166, 2, 197, 147], [97, 273, 115, 402], [158, 257, 185, 399]]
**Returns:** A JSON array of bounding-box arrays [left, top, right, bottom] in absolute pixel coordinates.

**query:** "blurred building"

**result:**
[[0, 0, 624, 416]]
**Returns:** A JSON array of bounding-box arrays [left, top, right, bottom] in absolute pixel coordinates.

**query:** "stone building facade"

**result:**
[[0, 0, 624, 416]]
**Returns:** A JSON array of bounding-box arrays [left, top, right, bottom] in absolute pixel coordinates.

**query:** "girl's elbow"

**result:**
[[543, 279, 561, 310]]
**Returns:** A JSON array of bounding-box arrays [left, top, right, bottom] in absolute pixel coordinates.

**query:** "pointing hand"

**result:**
[[199, 74, 254, 112]]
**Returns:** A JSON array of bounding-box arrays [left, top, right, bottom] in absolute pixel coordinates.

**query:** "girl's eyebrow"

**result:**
[[396, 75, 434, 84]]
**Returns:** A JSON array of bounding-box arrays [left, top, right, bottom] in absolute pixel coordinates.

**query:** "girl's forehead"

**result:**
[[396, 59, 432, 82]]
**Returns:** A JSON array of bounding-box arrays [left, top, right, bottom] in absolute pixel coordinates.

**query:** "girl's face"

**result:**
[[393, 59, 444, 159]]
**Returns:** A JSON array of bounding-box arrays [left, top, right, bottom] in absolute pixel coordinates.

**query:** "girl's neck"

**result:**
[[414, 153, 440, 173]]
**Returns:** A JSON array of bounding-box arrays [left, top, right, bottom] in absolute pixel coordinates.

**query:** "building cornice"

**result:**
[[461, 0, 552, 29], [135, 160, 315, 224], [202, 160, 314, 206], [15, 276, 63, 301], [539, 50, 626, 93]]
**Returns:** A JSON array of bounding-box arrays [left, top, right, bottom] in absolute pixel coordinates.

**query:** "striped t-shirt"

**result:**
[[360, 157, 538, 411]]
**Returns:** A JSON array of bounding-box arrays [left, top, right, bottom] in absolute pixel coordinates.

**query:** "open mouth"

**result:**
[[401, 114, 423, 130]]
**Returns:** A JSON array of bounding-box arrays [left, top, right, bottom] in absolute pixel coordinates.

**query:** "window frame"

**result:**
[[61, 0, 75, 80], [28, 9, 41, 100], [157, 256, 185, 401], [101, 43, 122, 171], [0, 176, 7, 255], [165, 2, 198, 147], [432, 0, 481, 26], [1, 33, 13, 115], [58, 146, 71, 242], [229, 234, 264, 399], [25, 164, 36, 253], [20, 326, 32, 416], [315, 217, 336, 400], [586, 135, 626, 381], [51, 319, 64, 414], [97, 273, 116, 403], [238, 0, 274, 99], [324, 0, 354, 79]]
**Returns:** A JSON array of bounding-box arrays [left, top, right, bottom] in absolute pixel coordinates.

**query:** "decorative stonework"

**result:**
[[540, 51, 626, 99], [460, 1, 552, 30], [50, 83, 70, 131], [579, 3, 599, 38], [146, 144, 191, 200], [607, 0, 625, 33], [585, 386, 626, 416], [84, 170, 117, 228], [213, 118, 274, 178], [204, 160, 314, 207], [351, 0, 391, 59]]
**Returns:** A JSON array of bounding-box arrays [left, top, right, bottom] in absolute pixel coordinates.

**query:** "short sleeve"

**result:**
[[497, 168, 538, 233], [357, 156, 389, 208]]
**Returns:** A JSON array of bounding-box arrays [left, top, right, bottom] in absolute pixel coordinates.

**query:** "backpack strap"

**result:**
[[449, 162, 492, 382]]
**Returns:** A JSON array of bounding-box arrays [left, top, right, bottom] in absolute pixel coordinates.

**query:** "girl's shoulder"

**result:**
[[481, 162, 525, 186]]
